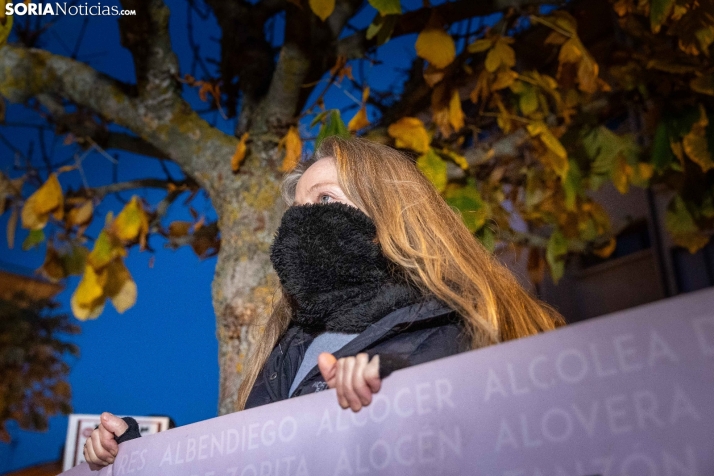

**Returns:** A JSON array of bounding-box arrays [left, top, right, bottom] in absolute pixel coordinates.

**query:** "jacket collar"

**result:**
[[297, 298, 454, 386]]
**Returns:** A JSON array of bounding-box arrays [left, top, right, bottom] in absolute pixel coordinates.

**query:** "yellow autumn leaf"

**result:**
[[449, 90, 464, 132], [21, 197, 47, 230], [67, 200, 93, 227], [40, 246, 66, 283], [423, 63, 446, 87], [470, 69, 490, 105], [441, 148, 469, 170], [638, 162, 654, 181], [361, 87, 370, 103], [593, 237, 617, 258], [231, 132, 250, 173], [538, 149, 569, 180], [485, 38, 516, 73], [112, 196, 149, 243], [431, 84, 451, 136], [611, 155, 632, 194], [558, 37, 600, 94], [544, 30, 568, 45], [348, 106, 370, 131], [671, 138, 685, 163], [674, 233, 710, 254], [589, 202, 612, 235], [548, 11, 578, 35], [0, 13, 12, 48], [492, 69, 518, 90], [433, 107, 451, 137], [104, 259, 137, 314], [88, 230, 126, 270], [309, 0, 334, 21], [665, 195, 710, 253], [368, 0, 401, 15], [279, 126, 303, 172], [650, 0, 675, 33], [71, 265, 105, 320], [683, 132, 713, 172], [415, 28, 456, 69], [168, 221, 192, 238], [417, 148, 448, 192], [558, 38, 582, 64], [494, 94, 512, 133], [577, 53, 599, 94], [527, 122, 568, 172], [682, 105, 714, 172], [519, 84, 539, 116], [690, 75, 714, 96], [630, 162, 654, 187], [33, 174, 63, 216], [388, 117, 430, 153], [21, 173, 63, 230], [467, 38, 492, 53]]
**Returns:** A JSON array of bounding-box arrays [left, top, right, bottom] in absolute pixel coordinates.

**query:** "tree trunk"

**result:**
[[209, 136, 286, 415]]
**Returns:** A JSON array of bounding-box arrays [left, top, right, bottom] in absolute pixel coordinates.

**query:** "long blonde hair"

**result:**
[[235, 136, 564, 410]]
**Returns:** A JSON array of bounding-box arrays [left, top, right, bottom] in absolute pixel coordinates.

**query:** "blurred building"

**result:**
[[500, 183, 714, 323]]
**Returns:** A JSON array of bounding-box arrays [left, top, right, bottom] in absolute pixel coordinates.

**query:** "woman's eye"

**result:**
[[318, 194, 333, 204]]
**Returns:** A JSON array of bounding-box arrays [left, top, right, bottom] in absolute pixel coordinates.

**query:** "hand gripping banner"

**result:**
[[62, 288, 714, 476]]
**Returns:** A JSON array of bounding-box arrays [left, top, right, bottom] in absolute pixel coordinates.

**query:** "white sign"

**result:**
[[62, 414, 170, 471], [60, 288, 714, 476]]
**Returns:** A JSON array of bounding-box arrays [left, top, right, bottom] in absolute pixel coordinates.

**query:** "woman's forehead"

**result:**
[[296, 157, 338, 191]]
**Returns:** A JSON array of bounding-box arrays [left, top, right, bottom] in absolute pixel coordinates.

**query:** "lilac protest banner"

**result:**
[[62, 287, 714, 476]]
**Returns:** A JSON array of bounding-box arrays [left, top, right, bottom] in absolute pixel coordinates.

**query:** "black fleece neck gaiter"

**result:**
[[269, 202, 422, 333]]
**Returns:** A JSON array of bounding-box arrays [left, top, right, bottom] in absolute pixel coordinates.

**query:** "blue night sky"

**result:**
[[0, 0, 499, 471]]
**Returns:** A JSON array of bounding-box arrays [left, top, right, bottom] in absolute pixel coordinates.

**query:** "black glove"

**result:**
[[114, 416, 142, 444], [378, 354, 411, 379]]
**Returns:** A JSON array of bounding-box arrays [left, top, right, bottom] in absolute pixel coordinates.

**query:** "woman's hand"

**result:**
[[318, 352, 381, 412], [83, 412, 128, 469]]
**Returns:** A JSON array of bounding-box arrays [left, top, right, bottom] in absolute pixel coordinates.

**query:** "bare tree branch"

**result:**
[[0, 45, 238, 193], [35, 93, 170, 160], [118, 0, 181, 109], [203, 0, 279, 132], [337, 0, 566, 59], [105, 132, 170, 160], [86, 178, 183, 197], [251, 0, 364, 135]]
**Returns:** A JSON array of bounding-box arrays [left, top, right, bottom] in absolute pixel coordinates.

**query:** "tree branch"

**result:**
[[466, 128, 530, 166], [105, 132, 170, 160], [251, 0, 364, 135], [118, 0, 181, 110], [337, 0, 566, 59], [203, 0, 280, 131], [0, 45, 238, 194], [86, 178, 179, 197], [35, 93, 170, 160], [0, 47, 137, 127]]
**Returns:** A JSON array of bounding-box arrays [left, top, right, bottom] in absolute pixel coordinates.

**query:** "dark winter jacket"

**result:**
[[244, 298, 469, 409], [115, 298, 468, 443]]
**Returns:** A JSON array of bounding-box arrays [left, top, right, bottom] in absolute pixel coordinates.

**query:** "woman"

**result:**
[[83, 136, 564, 467]]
